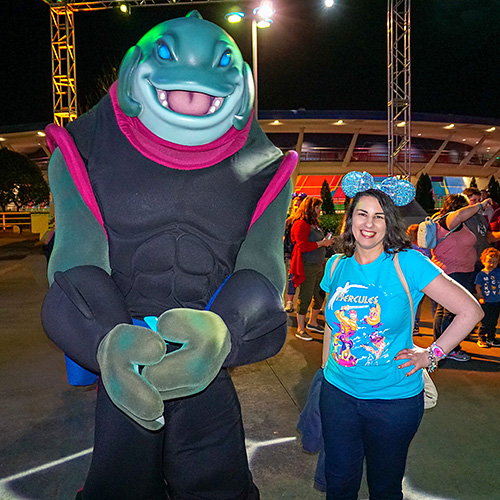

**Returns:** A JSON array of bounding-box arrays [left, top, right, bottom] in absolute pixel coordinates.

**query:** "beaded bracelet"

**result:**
[[426, 342, 446, 373], [426, 348, 438, 373], [430, 342, 447, 360]]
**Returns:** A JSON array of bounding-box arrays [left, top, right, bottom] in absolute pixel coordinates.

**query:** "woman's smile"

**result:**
[[352, 196, 386, 256]]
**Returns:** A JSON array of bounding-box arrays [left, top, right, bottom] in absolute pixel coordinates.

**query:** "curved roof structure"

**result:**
[[1, 111, 500, 184], [259, 110, 500, 182]]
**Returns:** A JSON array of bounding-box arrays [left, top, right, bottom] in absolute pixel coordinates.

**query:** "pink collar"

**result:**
[[110, 82, 253, 170]]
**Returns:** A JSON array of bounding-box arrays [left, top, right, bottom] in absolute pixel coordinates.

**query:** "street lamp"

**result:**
[[225, 1, 275, 120]]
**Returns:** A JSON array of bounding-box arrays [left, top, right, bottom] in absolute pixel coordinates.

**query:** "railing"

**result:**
[[295, 147, 500, 167], [0, 212, 32, 231], [0, 212, 51, 233]]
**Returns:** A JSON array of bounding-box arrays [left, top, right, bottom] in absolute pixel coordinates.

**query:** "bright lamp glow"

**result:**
[[254, 1, 275, 19], [118, 2, 130, 14], [225, 10, 245, 23], [325, 0, 335, 7], [256, 19, 273, 28]]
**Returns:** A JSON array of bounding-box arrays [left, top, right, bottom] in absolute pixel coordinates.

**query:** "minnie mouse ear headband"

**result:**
[[292, 192, 307, 199], [341, 171, 415, 207]]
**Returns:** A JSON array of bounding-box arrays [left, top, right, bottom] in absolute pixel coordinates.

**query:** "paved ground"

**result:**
[[1, 231, 499, 500]]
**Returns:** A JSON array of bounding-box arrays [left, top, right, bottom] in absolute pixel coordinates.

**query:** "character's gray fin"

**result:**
[[186, 10, 203, 19], [117, 45, 144, 118], [233, 62, 255, 130]]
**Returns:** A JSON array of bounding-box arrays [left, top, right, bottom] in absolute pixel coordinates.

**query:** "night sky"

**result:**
[[1, 0, 499, 127]]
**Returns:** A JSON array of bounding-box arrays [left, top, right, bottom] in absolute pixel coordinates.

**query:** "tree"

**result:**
[[415, 173, 435, 212], [320, 179, 335, 215], [469, 177, 478, 188], [487, 176, 500, 205], [0, 148, 50, 211]]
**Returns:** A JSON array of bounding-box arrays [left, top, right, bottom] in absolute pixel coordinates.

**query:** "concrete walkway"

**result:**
[[0, 232, 499, 499]]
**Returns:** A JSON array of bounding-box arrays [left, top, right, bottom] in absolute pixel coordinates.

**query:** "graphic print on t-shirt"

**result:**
[[328, 281, 390, 367], [484, 273, 498, 298]]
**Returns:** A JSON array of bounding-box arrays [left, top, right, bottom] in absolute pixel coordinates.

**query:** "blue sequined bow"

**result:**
[[341, 171, 415, 206]]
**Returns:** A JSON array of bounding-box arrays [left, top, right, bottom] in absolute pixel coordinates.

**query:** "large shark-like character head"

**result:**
[[117, 11, 255, 146]]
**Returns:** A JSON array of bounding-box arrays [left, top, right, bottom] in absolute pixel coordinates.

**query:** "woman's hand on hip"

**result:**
[[394, 345, 429, 376]]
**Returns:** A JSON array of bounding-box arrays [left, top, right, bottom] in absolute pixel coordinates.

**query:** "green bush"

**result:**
[[319, 213, 343, 235]]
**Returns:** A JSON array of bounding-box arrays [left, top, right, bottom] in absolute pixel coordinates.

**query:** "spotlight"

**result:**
[[253, 1, 275, 20], [118, 2, 131, 15], [225, 8, 245, 23]]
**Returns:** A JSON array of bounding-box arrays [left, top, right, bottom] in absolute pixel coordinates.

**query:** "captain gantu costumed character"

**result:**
[[42, 11, 297, 500]]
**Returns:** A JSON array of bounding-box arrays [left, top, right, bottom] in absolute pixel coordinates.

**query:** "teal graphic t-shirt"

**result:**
[[320, 250, 441, 400]]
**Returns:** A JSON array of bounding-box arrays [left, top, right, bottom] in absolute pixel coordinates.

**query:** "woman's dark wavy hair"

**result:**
[[339, 189, 412, 257], [438, 194, 468, 216], [292, 196, 322, 226]]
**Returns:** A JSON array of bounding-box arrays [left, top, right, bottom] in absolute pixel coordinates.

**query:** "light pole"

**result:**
[[225, 1, 275, 120]]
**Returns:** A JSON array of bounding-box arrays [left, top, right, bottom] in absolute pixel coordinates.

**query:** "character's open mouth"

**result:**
[[156, 89, 224, 116]]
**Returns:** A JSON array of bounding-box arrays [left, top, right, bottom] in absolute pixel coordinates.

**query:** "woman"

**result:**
[[431, 193, 493, 361], [290, 196, 333, 340], [320, 177, 483, 500], [284, 192, 307, 313]]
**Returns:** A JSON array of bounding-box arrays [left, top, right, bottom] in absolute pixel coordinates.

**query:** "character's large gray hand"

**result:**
[[97, 324, 167, 431], [142, 309, 231, 400]]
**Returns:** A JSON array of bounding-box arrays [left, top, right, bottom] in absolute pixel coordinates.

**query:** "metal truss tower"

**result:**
[[387, 0, 411, 178], [43, 0, 233, 126]]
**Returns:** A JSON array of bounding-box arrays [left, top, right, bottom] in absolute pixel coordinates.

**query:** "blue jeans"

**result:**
[[433, 271, 475, 350], [478, 301, 500, 341], [320, 380, 424, 500]]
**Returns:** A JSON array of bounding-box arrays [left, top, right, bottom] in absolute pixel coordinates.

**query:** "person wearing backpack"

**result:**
[[431, 193, 493, 361]]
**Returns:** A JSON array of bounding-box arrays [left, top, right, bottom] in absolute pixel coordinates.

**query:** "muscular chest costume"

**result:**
[[66, 94, 282, 317]]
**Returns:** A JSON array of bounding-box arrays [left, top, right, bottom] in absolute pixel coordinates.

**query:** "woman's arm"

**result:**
[[292, 220, 332, 252], [395, 273, 483, 375], [446, 198, 493, 230]]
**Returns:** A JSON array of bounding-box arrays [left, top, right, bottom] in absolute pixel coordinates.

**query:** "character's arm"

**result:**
[[42, 147, 125, 371], [46, 148, 111, 282], [204, 180, 292, 367]]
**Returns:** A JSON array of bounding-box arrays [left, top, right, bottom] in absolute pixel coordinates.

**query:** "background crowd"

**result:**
[[285, 185, 500, 359]]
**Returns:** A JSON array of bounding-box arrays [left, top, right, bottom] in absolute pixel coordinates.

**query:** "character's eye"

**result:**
[[158, 43, 172, 60], [219, 50, 231, 67]]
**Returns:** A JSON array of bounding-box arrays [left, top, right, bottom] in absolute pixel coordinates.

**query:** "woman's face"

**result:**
[[314, 204, 321, 217], [292, 197, 303, 210], [351, 195, 386, 254]]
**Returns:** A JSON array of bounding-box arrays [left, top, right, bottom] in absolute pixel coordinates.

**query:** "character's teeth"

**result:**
[[156, 88, 224, 115], [207, 98, 223, 114], [157, 89, 169, 107]]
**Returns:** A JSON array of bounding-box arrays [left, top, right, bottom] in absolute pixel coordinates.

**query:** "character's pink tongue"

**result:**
[[167, 90, 212, 116]]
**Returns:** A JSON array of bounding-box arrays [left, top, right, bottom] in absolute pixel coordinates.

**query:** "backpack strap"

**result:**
[[432, 213, 460, 247], [393, 253, 414, 330], [329, 254, 344, 280]]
